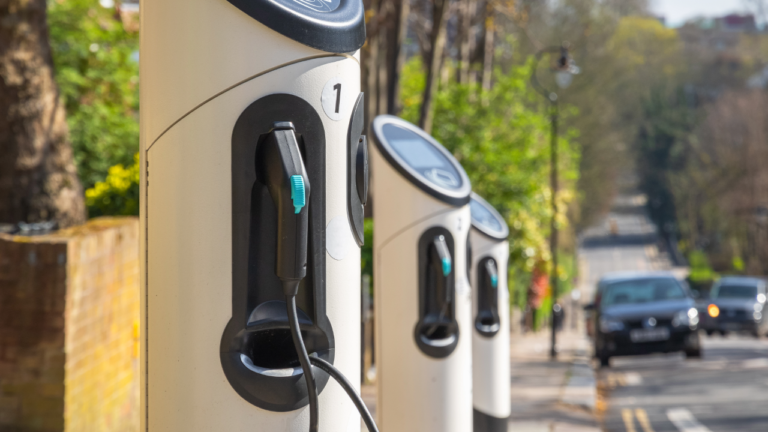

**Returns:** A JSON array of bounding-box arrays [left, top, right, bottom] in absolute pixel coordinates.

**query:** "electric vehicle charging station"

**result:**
[[370, 115, 473, 432], [469, 193, 511, 432], [140, 1, 374, 431]]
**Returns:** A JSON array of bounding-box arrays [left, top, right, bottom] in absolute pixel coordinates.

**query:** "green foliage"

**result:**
[[85, 153, 140, 217], [732, 256, 745, 272], [361, 219, 374, 278], [688, 250, 718, 283], [400, 57, 580, 308], [49, 0, 140, 190]]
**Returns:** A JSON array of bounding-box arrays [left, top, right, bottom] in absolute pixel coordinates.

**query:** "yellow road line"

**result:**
[[635, 408, 655, 432], [622, 408, 637, 432]]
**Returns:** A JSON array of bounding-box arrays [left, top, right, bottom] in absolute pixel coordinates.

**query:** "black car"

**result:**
[[587, 273, 701, 367], [700, 276, 767, 337]]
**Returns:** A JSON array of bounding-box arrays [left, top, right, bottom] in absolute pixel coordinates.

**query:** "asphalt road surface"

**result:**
[[578, 191, 768, 431], [601, 335, 768, 432]]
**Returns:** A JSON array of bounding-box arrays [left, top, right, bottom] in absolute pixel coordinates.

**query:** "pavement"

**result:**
[[361, 329, 601, 432], [507, 330, 600, 432]]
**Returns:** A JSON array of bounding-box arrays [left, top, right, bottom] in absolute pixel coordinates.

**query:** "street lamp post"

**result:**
[[530, 44, 579, 360]]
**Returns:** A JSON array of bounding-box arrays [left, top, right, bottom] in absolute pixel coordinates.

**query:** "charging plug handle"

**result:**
[[484, 259, 499, 305], [484, 259, 498, 289], [261, 122, 311, 296], [430, 235, 453, 305]]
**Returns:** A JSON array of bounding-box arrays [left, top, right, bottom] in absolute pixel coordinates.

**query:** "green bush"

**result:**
[[49, 0, 140, 190], [361, 219, 373, 278]]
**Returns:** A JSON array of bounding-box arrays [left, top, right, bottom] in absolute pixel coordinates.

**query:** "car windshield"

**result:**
[[712, 285, 757, 299], [601, 278, 686, 307]]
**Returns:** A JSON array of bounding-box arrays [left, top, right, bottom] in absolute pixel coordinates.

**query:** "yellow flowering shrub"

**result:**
[[85, 153, 140, 217]]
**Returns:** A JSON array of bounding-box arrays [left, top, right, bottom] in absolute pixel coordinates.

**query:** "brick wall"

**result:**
[[0, 218, 140, 432]]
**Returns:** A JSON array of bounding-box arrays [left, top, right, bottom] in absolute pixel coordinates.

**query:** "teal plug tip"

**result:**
[[491, 274, 498, 288], [290, 175, 306, 214], [442, 257, 452, 277]]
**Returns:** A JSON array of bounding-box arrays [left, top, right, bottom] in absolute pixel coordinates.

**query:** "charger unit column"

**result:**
[[370, 115, 473, 432], [468, 192, 511, 431], [140, 0, 367, 430]]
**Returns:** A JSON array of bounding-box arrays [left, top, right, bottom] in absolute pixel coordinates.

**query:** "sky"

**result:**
[[650, 0, 753, 26]]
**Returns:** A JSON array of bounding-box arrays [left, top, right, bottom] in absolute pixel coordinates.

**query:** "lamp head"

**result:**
[[554, 45, 580, 89]]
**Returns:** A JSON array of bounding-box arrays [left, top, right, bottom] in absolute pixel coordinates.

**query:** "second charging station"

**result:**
[[371, 115, 473, 432]]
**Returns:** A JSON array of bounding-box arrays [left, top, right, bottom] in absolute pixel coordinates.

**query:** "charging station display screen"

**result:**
[[277, 0, 341, 13], [382, 124, 463, 191], [470, 198, 504, 233]]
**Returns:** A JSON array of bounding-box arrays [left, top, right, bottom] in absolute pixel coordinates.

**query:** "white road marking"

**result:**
[[741, 358, 768, 369], [605, 372, 643, 388], [624, 372, 643, 386], [667, 408, 712, 432]]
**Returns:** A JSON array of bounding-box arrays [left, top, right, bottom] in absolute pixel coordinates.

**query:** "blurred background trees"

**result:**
[[15, 0, 768, 323], [49, 0, 139, 190], [360, 0, 768, 315], [49, 0, 139, 217]]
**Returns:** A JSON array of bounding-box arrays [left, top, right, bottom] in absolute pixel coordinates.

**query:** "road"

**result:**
[[602, 336, 768, 432], [578, 192, 768, 432]]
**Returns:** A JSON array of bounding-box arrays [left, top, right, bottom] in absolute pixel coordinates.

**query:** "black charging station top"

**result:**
[[470, 193, 509, 241], [226, 0, 366, 54], [372, 115, 471, 207]]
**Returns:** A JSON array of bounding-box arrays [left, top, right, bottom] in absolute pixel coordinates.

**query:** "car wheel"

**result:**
[[706, 330, 715, 337], [719, 330, 728, 337], [599, 356, 611, 368], [685, 349, 702, 359]]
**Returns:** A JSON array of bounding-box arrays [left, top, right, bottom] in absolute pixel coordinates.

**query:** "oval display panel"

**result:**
[[382, 124, 464, 192], [470, 198, 503, 233], [280, 0, 340, 12]]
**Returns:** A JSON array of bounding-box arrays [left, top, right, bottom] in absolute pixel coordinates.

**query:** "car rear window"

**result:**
[[711, 285, 757, 299], [601, 278, 686, 307]]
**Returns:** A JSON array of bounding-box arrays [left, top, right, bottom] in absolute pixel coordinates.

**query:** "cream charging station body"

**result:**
[[469, 193, 511, 432], [140, 1, 369, 430], [370, 116, 473, 432]]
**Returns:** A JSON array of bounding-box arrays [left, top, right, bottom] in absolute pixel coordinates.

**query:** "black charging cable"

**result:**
[[308, 356, 379, 432], [286, 293, 320, 432], [286, 291, 379, 432]]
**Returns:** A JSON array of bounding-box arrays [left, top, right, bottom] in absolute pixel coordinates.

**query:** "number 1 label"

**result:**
[[322, 76, 348, 121]]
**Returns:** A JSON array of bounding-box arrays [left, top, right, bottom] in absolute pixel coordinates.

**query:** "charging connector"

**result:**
[[266, 121, 379, 432]]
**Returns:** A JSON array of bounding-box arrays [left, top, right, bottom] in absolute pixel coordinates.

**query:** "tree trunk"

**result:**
[[0, 0, 85, 228], [377, 22, 389, 117], [418, 0, 450, 135], [457, 0, 476, 85], [362, 0, 382, 134], [386, 0, 410, 115], [482, 2, 495, 90]]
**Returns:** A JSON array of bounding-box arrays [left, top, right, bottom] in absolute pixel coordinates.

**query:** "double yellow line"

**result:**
[[622, 408, 655, 432]]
